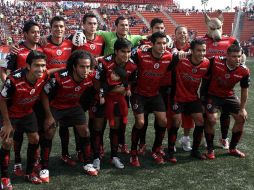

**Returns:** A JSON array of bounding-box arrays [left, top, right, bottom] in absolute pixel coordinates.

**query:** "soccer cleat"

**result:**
[[219, 138, 229, 150], [77, 151, 84, 163], [229, 149, 246, 158], [39, 169, 50, 183], [93, 158, 101, 171], [151, 152, 165, 165], [138, 144, 147, 155], [60, 155, 77, 166], [1, 178, 12, 190], [111, 157, 124, 169], [130, 156, 140, 167], [25, 172, 42, 184], [179, 136, 192, 151], [206, 149, 216, 160], [191, 150, 206, 160], [167, 152, 177, 163], [13, 163, 25, 177], [118, 144, 130, 154], [83, 164, 98, 176], [157, 147, 166, 157]]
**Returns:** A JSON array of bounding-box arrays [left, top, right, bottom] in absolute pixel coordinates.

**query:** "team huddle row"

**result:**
[[0, 12, 250, 189]]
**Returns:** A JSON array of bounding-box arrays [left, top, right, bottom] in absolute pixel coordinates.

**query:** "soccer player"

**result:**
[[204, 44, 250, 159], [167, 38, 210, 162], [41, 50, 98, 182], [94, 38, 137, 169], [130, 32, 173, 166], [0, 50, 48, 188], [0, 20, 43, 177]]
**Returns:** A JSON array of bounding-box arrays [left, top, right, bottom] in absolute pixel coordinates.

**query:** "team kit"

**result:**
[[0, 13, 250, 189]]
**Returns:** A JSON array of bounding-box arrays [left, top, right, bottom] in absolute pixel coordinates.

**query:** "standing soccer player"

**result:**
[[204, 45, 250, 159], [167, 39, 210, 162], [0, 50, 48, 188], [41, 50, 98, 182]]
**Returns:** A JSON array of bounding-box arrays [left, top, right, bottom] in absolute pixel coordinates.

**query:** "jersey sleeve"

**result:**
[[240, 74, 250, 88], [6, 54, 18, 71], [0, 78, 15, 99]]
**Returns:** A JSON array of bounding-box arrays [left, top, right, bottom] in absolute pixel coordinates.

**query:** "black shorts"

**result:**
[[171, 100, 203, 114], [80, 87, 96, 112], [206, 94, 240, 114], [131, 93, 166, 114], [51, 106, 86, 127], [1, 112, 38, 133]]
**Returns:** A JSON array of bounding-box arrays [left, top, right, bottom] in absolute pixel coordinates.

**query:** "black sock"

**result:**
[[79, 136, 91, 165], [229, 131, 243, 149], [26, 143, 39, 174], [13, 131, 24, 164], [59, 126, 69, 156], [152, 126, 166, 152], [220, 113, 230, 139], [0, 147, 10, 178], [40, 138, 52, 169], [205, 132, 214, 150], [167, 126, 179, 152], [110, 128, 118, 158], [192, 125, 204, 151]]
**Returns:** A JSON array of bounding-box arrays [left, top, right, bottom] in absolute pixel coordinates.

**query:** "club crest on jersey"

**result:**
[[225, 74, 230, 79], [56, 49, 62, 56], [132, 104, 138, 110], [154, 63, 160, 69], [30, 89, 35, 95], [90, 44, 96, 50], [75, 86, 81, 91], [192, 68, 197, 73]]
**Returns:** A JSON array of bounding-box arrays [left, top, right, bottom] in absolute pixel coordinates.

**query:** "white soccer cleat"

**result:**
[[83, 164, 98, 176], [111, 157, 124, 169], [179, 136, 192, 151], [219, 138, 229, 150], [39, 169, 49, 183]]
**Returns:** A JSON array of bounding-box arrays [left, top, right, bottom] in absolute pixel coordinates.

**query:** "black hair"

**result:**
[[50, 16, 65, 28], [150, 18, 164, 28], [227, 44, 242, 54], [113, 66, 127, 81], [114, 38, 132, 52], [115, 16, 127, 26], [83, 13, 97, 24], [150, 32, 167, 44], [26, 50, 47, 65], [66, 50, 93, 73], [23, 20, 40, 33], [190, 38, 206, 50], [174, 25, 187, 34]]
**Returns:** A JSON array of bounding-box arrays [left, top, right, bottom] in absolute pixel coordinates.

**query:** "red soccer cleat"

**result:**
[[151, 152, 165, 165], [130, 156, 141, 167], [206, 150, 216, 160], [229, 149, 246, 158], [138, 144, 147, 155], [191, 150, 206, 160], [118, 144, 130, 154], [13, 163, 25, 177], [1, 178, 13, 190], [25, 172, 42, 184], [166, 152, 177, 163]]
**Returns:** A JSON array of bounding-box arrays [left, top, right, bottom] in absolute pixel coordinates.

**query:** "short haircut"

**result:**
[[66, 50, 93, 73], [114, 38, 132, 52], [150, 18, 164, 28], [150, 31, 167, 44], [227, 44, 242, 54], [115, 16, 127, 26], [26, 50, 47, 65], [50, 16, 65, 28], [190, 38, 206, 50], [175, 25, 187, 34], [23, 20, 40, 33], [83, 13, 97, 24]]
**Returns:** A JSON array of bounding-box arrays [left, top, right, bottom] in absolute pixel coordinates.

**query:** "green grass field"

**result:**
[[7, 58, 254, 190]]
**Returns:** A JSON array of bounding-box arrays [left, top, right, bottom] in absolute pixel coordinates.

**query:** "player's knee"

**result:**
[[28, 133, 39, 144], [207, 115, 217, 126], [135, 119, 144, 129], [158, 117, 167, 128], [2, 139, 13, 150]]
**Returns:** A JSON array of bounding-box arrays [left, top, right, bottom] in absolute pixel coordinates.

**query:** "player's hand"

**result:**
[[99, 97, 105, 105], [126, 89, 131, 96], [0, 122, 13, 140], [178, 50, 191, 59], [140, 44, 151, 51], [239, 108, 248, 120], [39, 36, 48, 47], [72, 31, 87, 46], [10, 44, 19, 55], [44, 116, 55, 131]]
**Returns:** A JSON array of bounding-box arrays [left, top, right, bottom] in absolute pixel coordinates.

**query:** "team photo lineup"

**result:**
[[0, 1, 252, 189]]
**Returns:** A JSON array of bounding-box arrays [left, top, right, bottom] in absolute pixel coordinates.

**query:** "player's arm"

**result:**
[[0, 78, 14, 140], [0, 54, 17, 83], [239, 73, 250, 119], [168, 53, 179, 71]]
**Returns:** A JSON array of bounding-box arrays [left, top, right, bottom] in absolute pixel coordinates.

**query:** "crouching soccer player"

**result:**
[[0, 50, 48, 188], [40, 50, 98, 182], [204, 44, 250, 159]]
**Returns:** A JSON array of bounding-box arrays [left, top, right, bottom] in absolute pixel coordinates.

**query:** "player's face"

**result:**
[[51, 21, 65, 38], [192, 44, 206, 63], [152, 37, 167, 55], [83, 17, 98, 35], [74, 58, 91, 80], [28, 59, 47, 79], [175, 27, 188, 44], [115, 47, 131, 64], [227, 51, 242, 68], [24, 25, 40, 44], [152, 23, 165, 33], [116, 19, 129, 37]]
